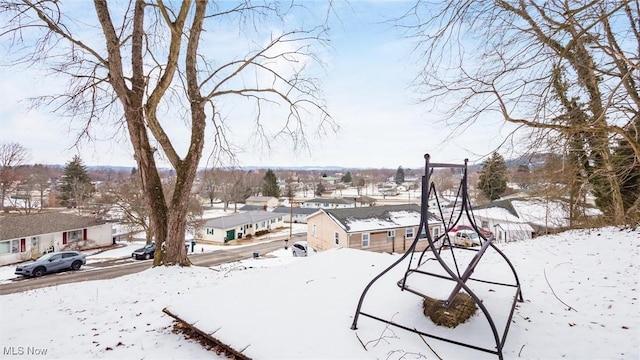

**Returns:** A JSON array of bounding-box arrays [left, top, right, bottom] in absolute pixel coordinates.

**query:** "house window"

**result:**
[[361, 233, 370, 248], [206, 228, 214, 235], [11, 240, 19, 253], [334, 232, 339, 245], [0, 240, 10, 255], [406, 228, 414, 238], [433, 227, 440, 238], [66, 229, 83, 242], [312, 224, 317, 237], [481, 220, 489, 229], [387, 230, 395, 243]]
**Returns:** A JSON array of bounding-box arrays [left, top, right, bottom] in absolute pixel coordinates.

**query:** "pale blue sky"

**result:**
[[0, 1, 521, 169]]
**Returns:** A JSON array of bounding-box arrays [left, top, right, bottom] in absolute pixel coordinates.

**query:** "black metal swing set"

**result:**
[[350, 154, 524, 360]]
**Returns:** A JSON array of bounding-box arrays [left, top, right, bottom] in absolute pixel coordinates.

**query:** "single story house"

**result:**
[[473, 197, 601, 238], [307, 204, 442, 254], [0, 212, 113, 266], [245, 196, 279, 209], [493, 222, 536, 243], [301, 198, 355, 209], [272, 206, 317, 223], [470, 203, 535, 242], [198, 211, 285, 243], [355, 196, 376, 206]]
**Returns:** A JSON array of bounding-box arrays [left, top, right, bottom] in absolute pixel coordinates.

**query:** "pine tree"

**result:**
[[341, 171, 352, 183], [58, 155, 94, 207], [261, 169, 281, 198], [395, 166, 405, 185], [478, 152, 507, 201]]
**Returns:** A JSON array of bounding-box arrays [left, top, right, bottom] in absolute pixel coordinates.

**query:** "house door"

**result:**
[[225, 229, 236, 242], [30, 237, 40, 257]]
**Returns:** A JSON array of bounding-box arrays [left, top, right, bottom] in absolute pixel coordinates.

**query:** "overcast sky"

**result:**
[[0, 1, 523, 170]]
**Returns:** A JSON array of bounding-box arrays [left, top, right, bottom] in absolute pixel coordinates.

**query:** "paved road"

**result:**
[[0, 234, 305, 296]]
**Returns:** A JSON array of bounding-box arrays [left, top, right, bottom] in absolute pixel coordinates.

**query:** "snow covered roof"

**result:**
[[472, 206, 523, 223], [475, 197, 603, 230], [202, 211, 283, 230], [494, 222, 535, 232], [245, 196, 277, 202], [323, 204, 441, 233]]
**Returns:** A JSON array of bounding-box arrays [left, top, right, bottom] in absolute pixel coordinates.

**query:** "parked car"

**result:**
[[292, 241, 308, 257], [15, 251, 86, 277], [132, 243, 156, 260], [454, 230, 481, 247], [449, 224, 493, 238]]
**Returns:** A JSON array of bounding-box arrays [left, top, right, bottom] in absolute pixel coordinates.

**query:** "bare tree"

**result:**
[[0, 142, 30, 212], [402, 0, 639, 225], [2, 1, 335, 265]]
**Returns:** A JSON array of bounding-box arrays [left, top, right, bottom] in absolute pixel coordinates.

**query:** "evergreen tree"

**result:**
[[341, 171, 352, 183], [261, 169, 281, 198], [58, 155, 94, 207], [478, 152, 508, 201], [395, 166, 405, 185], [315, 182, 325, 196]]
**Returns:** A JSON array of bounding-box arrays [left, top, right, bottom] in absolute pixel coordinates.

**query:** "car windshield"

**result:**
[[144, 244, 154, 249]]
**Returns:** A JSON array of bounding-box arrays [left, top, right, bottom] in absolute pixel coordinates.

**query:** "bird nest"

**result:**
[[422, 292, 478, 328]]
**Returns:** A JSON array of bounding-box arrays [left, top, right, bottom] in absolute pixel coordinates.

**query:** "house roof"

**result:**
[[355, 196, 376, 204], [320, 204, 441, 233], [238, 205, 267, 211], [203, 211, 283, 230], [304, 198, 355, 205], [245, 196, 277, 203], [0, 212, 105, 241], [272, 206, 318, 216], [475, 197, 602, 229], [474, 199, 519, 218], [494, 222, 535, 232]]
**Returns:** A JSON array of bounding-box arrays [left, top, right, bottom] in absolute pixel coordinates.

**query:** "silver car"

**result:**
[[292, 241, 308, 257], [15, 251, 86, 277]]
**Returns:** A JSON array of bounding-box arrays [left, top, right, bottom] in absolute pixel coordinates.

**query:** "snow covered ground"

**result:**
[[0, 226, 638, 359]]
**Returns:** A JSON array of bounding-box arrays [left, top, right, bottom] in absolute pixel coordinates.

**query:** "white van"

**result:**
[[454, 230, 481, 247]]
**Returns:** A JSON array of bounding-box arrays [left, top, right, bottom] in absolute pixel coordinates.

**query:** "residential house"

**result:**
[[198, 211, 285, 243], [301, 198, 355, 209], [272, 206, 317, 224], [307, 204, 442, 254], [245, 196, 279, 209], [355, 196, 376, 207], [473, 197, 601, 239], [470, 203, 535, 242], [0, 212, 113, 266]]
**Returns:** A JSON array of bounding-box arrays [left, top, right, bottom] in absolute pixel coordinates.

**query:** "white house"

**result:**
[[493, 222, 536, 243], [301, 198, 355, 209], [198, 211, 285, 243], [0, 212, 113, 266], [272, 206, 317, 223]]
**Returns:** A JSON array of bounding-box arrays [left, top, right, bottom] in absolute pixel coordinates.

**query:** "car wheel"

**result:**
[[32, 267, 46, 277], [293, 251, 297, 257], [144, 253, 150, 260], [71, 260, 82, 270]]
